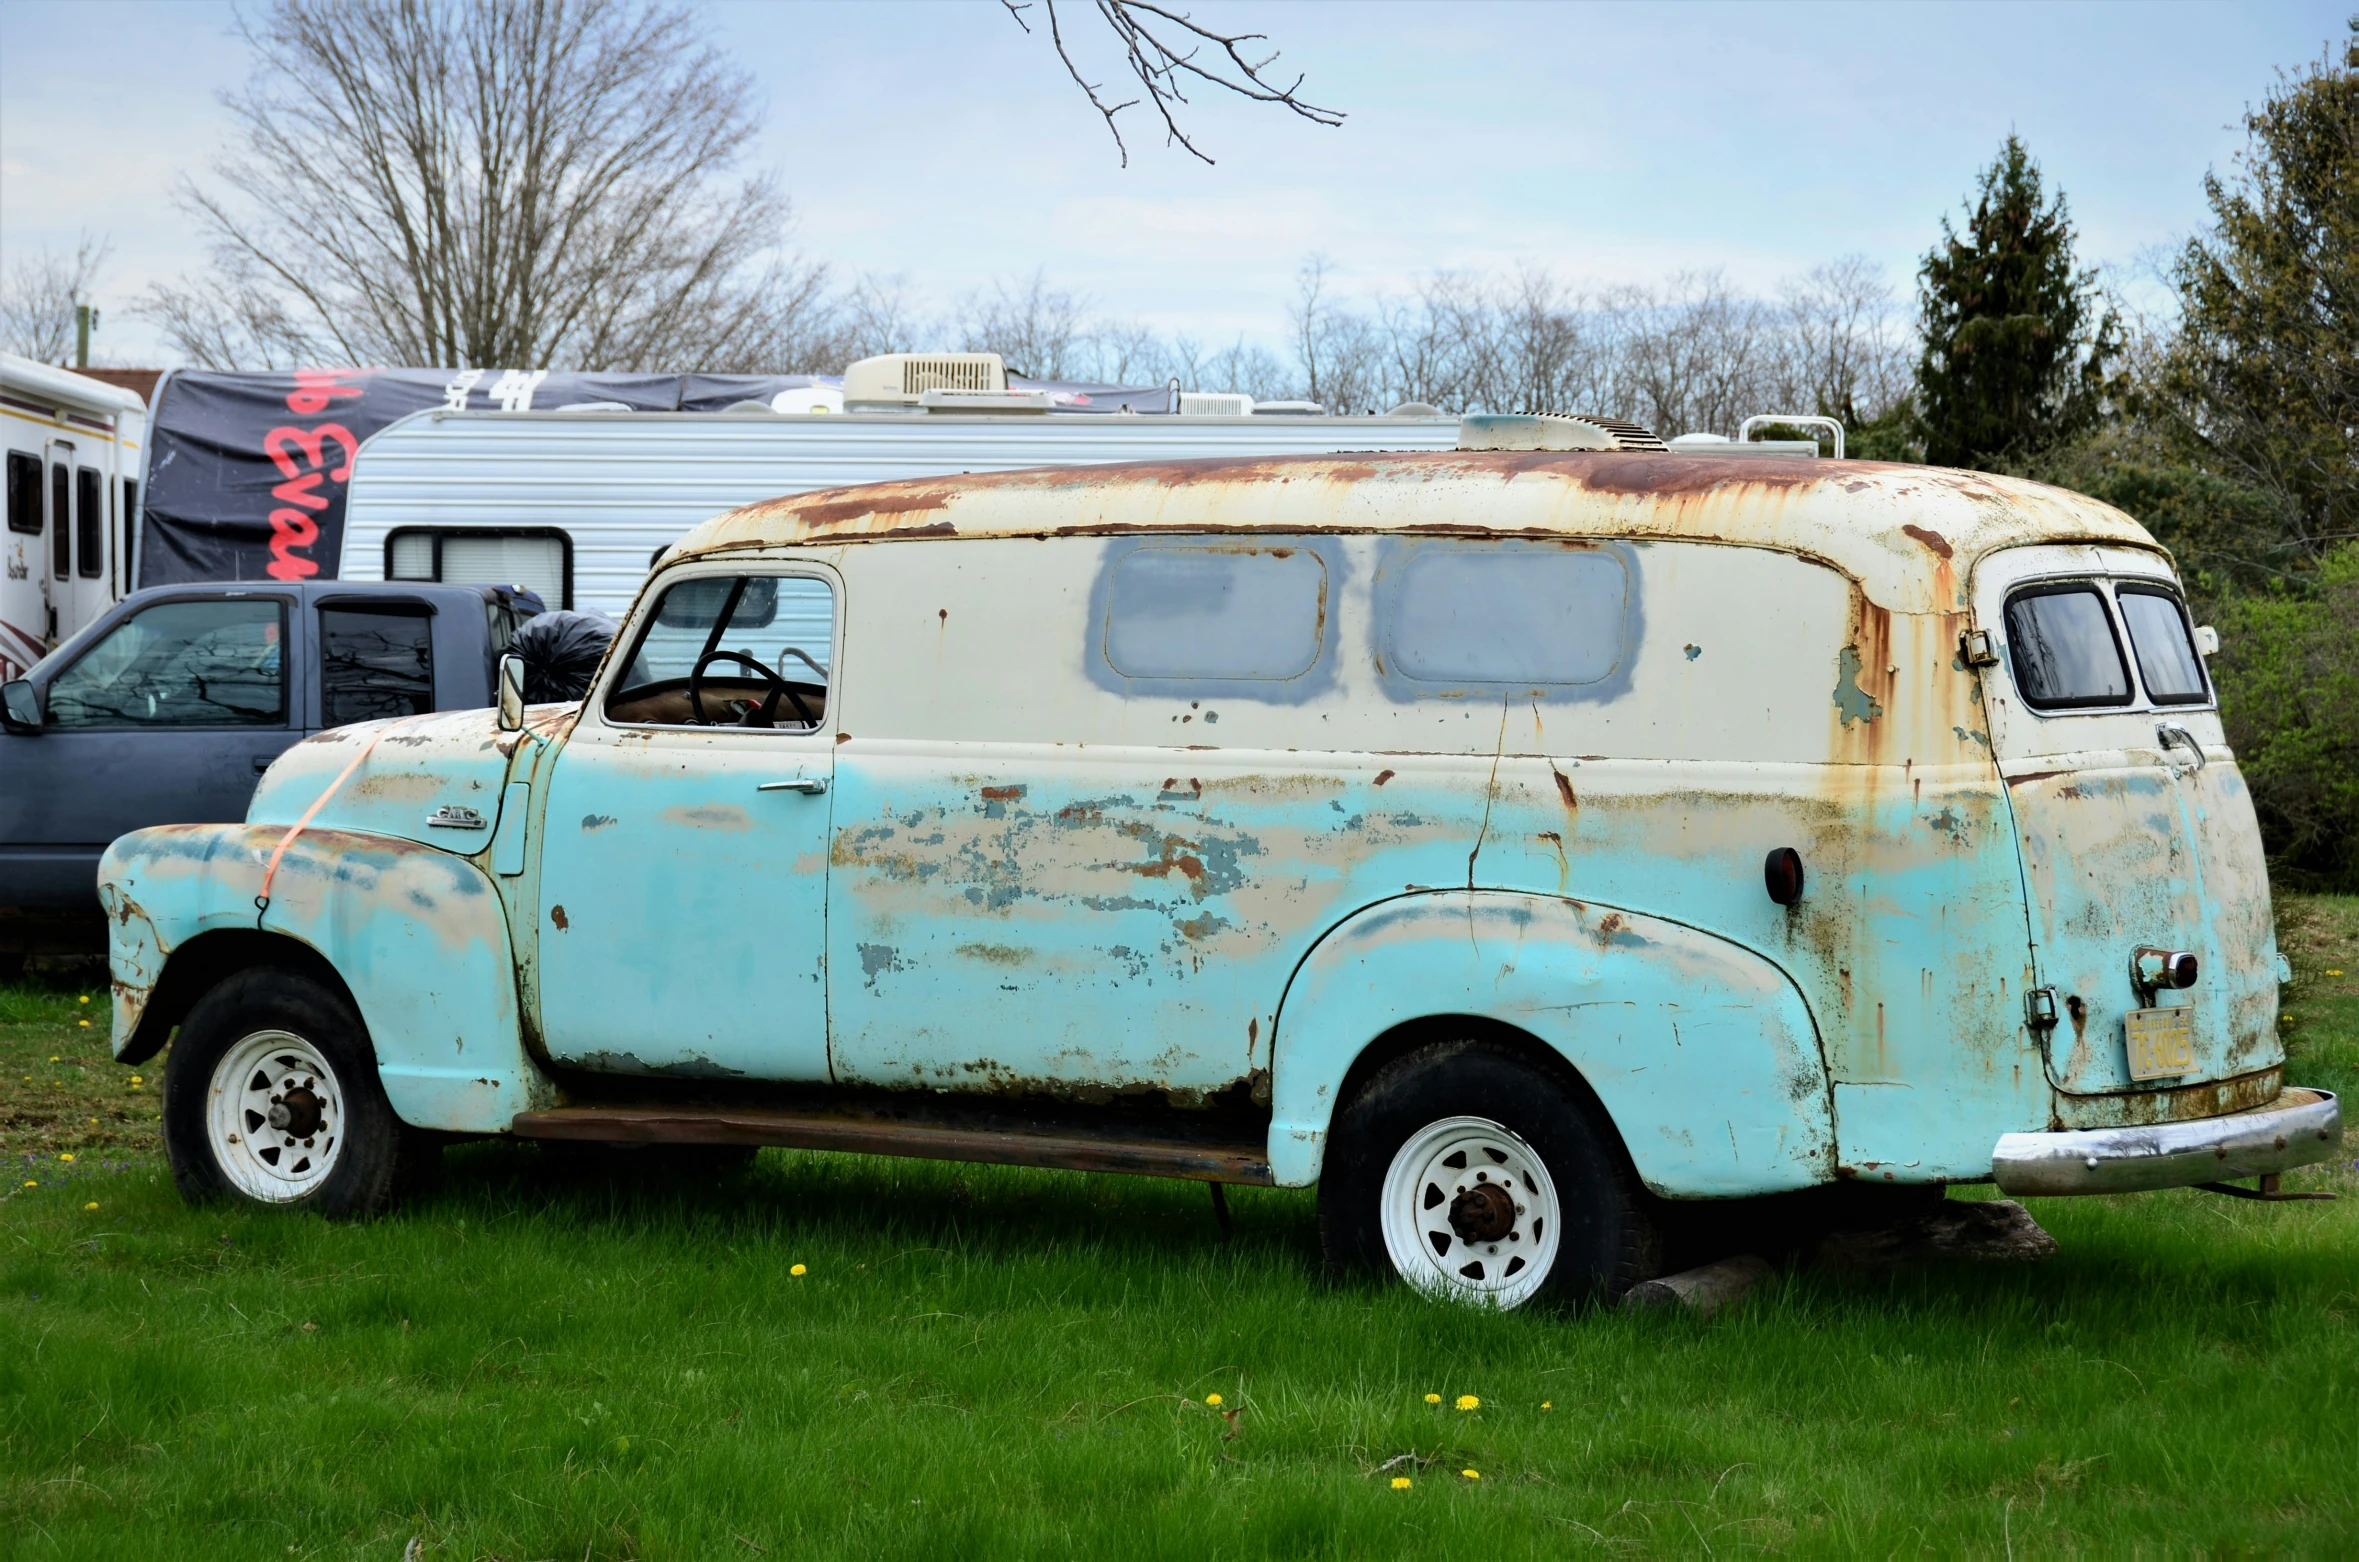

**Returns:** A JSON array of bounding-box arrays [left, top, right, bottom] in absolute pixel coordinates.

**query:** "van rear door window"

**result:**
[[2004, 585, 2131, 708], [2116, 585, 2208, 704], [1384, 546, 1626, 686], [1104, 547, 1325, 681]]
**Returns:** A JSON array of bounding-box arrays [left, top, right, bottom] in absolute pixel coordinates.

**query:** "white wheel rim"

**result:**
[[1379, 1114, 1561, 1309], [205, 1029, 345, 1202]]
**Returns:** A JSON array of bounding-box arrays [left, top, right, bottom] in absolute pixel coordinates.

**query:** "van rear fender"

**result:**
[[1266, 890, 1835, 1194], [99, 823, 554, 1132]]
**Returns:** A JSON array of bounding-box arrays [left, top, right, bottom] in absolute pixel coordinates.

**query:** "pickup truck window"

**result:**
[[1104, 546, 1325, 680], [321, 605, 435, 727], [2004, 584, 2131, 709], [45, 598, 287, 729], [607, 573, 832, 729], [2117, 585, 2208, 704]]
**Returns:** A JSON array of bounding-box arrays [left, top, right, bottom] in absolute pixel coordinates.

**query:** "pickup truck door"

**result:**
[[1, 592, 299, 918], [535, 568, 837, 1081]]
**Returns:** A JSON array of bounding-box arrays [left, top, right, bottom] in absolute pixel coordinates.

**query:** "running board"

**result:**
[[509, 1103, 1275, 1186]]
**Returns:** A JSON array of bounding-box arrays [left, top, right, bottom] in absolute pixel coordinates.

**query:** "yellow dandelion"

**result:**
[[58, 1153, 73, 1163], [85, 1202, 99, 1211], [22, 1180, 35, 1188], [1461, 1468, 1481, 1481], [78, 994, 90, 1004], [1455, 1394, 1480, 1412], [49, 1056, 59, 1063], [790, 1263, 807, 1276], [79, 1019, 90, 1028], [1423, 1392, 1441, 1405], [129, 1083, 141, 1091], [1390, 1476, 1412, 1490], [2328, 969, 2345, 977], [1541, 1400, 1554, 1411], [1205, 1393, 1223, 1406], [129, 1075, 143, 1084]]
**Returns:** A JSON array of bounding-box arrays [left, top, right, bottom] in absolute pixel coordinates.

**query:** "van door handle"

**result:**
[[757, 776, 829, 795], [252, 753, 279, 772], [2156, 723, 2206, 770]]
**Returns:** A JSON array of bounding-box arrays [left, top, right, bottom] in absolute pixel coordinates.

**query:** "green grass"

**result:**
[[3, 902, 2355, 1558]]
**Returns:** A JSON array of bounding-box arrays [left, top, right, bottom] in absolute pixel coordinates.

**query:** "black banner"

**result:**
[[138, 368, 1168, 586]]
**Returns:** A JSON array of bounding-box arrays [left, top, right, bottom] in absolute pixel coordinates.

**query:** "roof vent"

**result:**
[[1457, 413, 1668, 452], [842, 352, 1007, 408], [1177, 391, 1254, 417]]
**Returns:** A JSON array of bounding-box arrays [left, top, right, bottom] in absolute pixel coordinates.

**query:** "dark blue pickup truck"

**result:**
[[1, 580, 542, 969]]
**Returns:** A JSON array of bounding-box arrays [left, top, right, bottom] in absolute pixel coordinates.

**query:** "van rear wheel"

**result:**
[[1318, 1037, 1659, 1310], [162, 967, 414, 1219]]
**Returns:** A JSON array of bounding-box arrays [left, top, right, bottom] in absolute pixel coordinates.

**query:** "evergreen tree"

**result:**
[[1914, 136, 2119, 469], [2151, 21, 2357, 571]]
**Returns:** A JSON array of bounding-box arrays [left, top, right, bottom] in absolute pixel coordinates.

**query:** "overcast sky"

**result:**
[[1, 0, 2346, 368]]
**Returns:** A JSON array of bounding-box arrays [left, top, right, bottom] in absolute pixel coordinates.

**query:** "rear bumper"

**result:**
[[1992, 1088, 2341, 1196]]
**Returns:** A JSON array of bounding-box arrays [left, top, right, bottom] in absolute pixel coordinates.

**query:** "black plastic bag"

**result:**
[[508, 610, 616, 703]]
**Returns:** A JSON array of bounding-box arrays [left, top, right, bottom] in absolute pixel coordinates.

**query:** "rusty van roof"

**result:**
[[674, 450, 2162, 614]]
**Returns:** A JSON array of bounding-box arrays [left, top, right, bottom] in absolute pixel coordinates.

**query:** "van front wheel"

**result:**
[[162, 968, 411, 1219], [1318, 1038, 1658, 1310]]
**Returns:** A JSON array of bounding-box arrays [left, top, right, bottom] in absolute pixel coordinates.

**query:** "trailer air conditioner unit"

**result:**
[[1177, 392, 1254, 416], [841, 353, 1007, 410]]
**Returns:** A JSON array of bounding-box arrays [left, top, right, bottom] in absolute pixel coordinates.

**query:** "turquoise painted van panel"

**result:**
[[99, 821, 550, 1132], [1267, 891, 1834, 1192]]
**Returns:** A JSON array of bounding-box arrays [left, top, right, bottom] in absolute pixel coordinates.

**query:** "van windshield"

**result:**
[[2004, 585, 2131, 708]]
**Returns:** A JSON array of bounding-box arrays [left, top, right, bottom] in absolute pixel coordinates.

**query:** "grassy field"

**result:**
[[3, 901, 2355, 1558]]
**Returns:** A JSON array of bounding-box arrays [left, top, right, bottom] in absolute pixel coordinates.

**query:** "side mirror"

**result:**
[[1, 679, 41, 733], [497, 653, 526, 732], [2193, 625, 2220, 657]]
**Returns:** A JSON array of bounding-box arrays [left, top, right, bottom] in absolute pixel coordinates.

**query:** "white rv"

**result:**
[[337, 354, 1463, 615], [2, 355, 148, 679]]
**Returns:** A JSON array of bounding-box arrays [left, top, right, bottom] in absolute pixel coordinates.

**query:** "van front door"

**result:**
[[1976, 544, 2281, 1106], [536, 569, 838, 1081]]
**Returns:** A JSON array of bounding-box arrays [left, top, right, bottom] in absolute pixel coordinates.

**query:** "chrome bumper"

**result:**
[[1992, 1088, 2342, 1197]]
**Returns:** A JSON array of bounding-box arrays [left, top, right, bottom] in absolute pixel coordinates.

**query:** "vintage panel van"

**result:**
[[98, 415, 2341, 1309]]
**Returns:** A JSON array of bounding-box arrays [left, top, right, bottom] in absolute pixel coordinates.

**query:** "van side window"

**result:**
[[1383, 544, 1626, 686], [1104, 547, 1325, 680], [2004, 585, 2130, 709], [2116, 586, 2208, 704], [607, 573, 833, 729], [321, 605, 436, 727], [4, 452, 38, 534]]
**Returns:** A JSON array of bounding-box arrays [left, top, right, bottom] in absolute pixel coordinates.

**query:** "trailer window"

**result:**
[[75, 466, 103, 578], [321, 605, 436, 727], [2004, 585, 2131, 709], [45, 598, 287, 729], [50, 462, 69, 577], [5, 453, 38, 535], [1103, 547, 1326, 681], [2116, 585, 2208, 705], [386, 527, 571, 608]]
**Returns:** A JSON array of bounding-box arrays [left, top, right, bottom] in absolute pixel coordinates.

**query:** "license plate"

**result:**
[[2125, 1006, 2197, 1081]]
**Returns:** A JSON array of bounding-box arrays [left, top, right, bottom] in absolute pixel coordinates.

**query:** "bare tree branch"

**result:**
[[1004, 0, 1342, 166], [0, 233, 111, 363]]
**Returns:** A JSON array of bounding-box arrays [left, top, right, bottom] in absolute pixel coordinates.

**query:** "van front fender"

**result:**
[[1266, 891, 1835, 1195], [100, 823, 554, 1133]]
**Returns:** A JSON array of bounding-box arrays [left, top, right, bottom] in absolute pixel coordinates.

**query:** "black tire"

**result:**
[[1318, 1035, 1661, 1310], [162, 966, 419, 1219]]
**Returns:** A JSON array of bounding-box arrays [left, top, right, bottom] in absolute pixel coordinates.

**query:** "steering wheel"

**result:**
[[687, 649, 813, 728]]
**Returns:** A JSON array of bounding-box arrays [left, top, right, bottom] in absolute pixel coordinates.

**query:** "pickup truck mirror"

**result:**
[[497, 653, 526, 732], [1, 679, 41, 733]]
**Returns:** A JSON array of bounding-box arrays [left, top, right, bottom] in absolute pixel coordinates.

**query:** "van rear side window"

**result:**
[[2116, 586, 2208, 704], [1384, 545, 1626, 687], [2004, 585, 2131, 709], [1104, 547, 1325, 681]]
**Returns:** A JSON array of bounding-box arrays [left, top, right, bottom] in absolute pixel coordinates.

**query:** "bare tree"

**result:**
[[955, 270, 1090, 378], [140, 0, 824, 371], [1001, 0, 1343, 166], [0, 233, 110, 363]]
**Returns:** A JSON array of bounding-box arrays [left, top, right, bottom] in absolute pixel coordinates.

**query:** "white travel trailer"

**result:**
[[338, 400, 1465, 616], [2, 355, 148, 678]]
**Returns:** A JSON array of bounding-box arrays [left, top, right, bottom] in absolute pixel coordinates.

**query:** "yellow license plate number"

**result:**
[[2125, 1006, 2197, 1081]]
